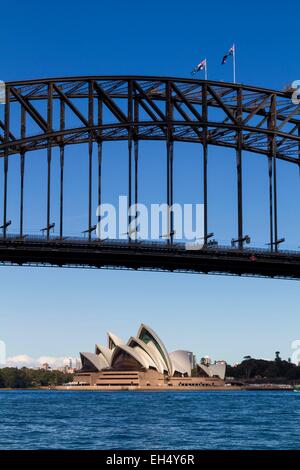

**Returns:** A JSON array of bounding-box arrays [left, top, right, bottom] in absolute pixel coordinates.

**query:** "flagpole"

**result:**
[[205, 59, 208, 81], [233, 44, 236, 83]]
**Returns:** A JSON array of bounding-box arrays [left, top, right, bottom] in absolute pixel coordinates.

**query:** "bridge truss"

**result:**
[[0, 76, 300, 278]]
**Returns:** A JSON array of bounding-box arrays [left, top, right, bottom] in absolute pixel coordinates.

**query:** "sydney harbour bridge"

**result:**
[[0, 75, 300, 279]]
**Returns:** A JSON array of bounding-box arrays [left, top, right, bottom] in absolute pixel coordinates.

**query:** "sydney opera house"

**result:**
[[68, 324, 226, 390]]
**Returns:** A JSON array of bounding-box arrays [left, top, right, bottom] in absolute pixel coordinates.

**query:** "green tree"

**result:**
[[0, 368, 74, 388]]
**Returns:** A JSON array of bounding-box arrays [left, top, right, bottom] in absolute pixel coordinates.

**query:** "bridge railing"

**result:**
[[0, 233, 299, 257]]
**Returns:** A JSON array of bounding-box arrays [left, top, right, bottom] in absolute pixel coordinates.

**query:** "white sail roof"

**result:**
[[137, 323, 173, 374], [80, 352, 108, 372], [111, 344, 150, 370], [169, 350, 192, 376], [95, 343, 113, 366], [107, 332, 124, 350]]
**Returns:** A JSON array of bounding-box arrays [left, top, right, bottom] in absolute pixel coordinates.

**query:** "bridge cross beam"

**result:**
[[19, 105, 26, 238], [46, 83, 53, 241], [134, 93, 139, 241], [97, 97, 103, 237], [2, 86, 10, 238], [202, 83, 208, 244], [166, 81, 174, 244], [126, 80, 140, 242], [59, 98, 65, 239], [128, 80, 133, 240], [236, 87, 243, 249], [268, 94, 278, 252], [88, 80, 94, 242]]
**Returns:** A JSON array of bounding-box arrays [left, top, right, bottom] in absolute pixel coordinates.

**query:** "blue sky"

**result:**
[[1, 0, 300, 365]]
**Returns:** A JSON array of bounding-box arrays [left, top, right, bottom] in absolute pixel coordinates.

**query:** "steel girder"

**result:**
[[0, 236, 300, 280], [0, 76, 299, 163]]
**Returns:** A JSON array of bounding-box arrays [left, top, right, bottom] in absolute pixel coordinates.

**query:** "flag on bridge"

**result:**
[[222, 44, 235, 64], [192, 58, 206, 74], [191, 59, 207, 79], [221, 44, 236, 83]]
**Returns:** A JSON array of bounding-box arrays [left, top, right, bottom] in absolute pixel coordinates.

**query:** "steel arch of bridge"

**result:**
[[0, 76, 300, 278]]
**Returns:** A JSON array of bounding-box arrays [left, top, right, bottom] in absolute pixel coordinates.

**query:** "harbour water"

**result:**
[[0, 390, 299, 449]]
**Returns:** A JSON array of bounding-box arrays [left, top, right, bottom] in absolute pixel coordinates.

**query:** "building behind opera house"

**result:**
[[65, 324, 227, 390]]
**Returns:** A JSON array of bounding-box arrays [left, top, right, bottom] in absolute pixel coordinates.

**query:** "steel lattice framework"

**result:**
[[0, 76, 300, 278]]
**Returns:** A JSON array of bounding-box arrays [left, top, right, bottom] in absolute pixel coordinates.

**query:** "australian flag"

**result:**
[[191, 59, 206, 75], [222, 44, 235, 65]]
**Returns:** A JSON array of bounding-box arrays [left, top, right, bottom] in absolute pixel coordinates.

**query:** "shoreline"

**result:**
[[0, 385, 295, 392]]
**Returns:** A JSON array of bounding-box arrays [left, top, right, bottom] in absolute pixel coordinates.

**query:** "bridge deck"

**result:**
[[0, 236, 299, 280]]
